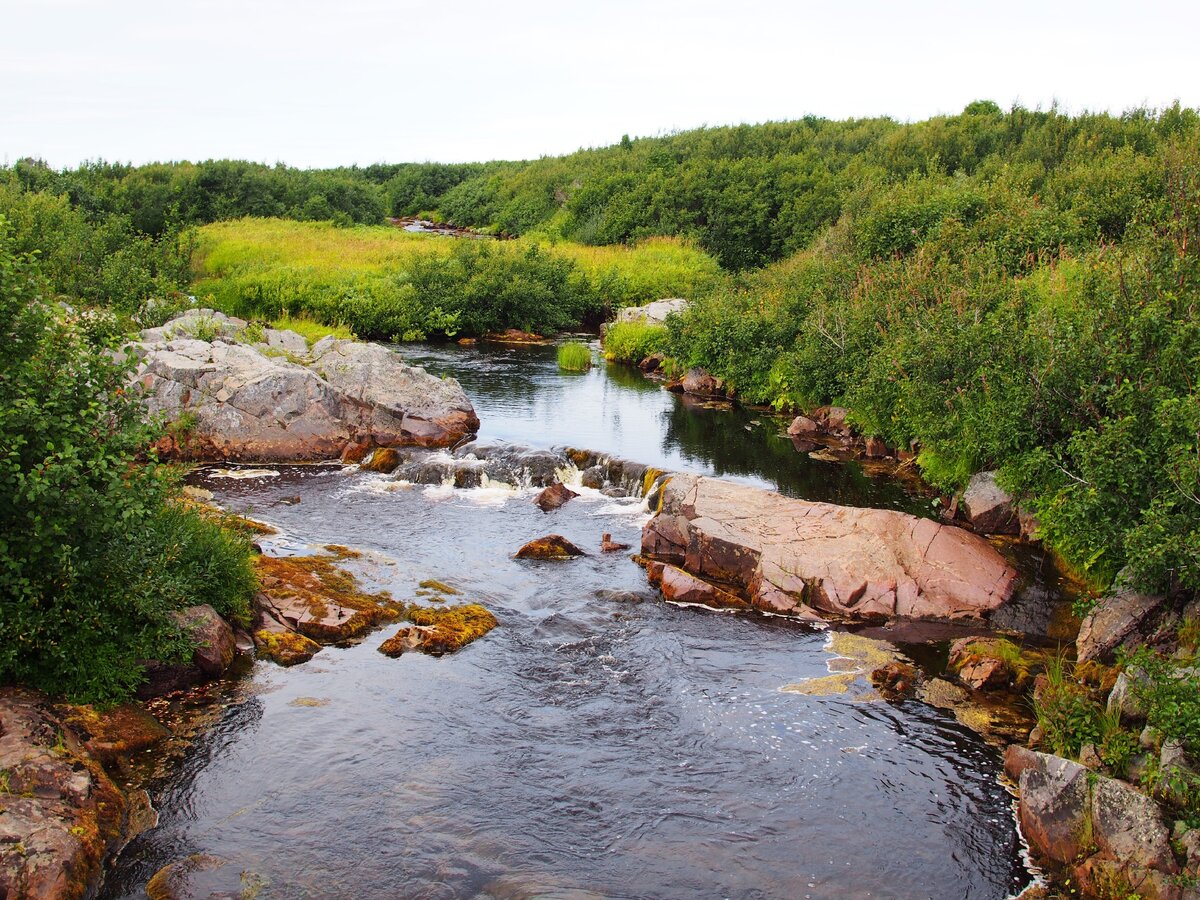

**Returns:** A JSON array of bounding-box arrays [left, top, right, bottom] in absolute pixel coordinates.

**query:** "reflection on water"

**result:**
[[101, 344, 1034, 899], [401, 341, 933, 514]]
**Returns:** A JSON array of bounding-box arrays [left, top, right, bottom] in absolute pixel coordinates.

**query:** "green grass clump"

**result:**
[[602, 321, 668, 364], [557, 342, 592, 372], [271, 313, 355, 346]]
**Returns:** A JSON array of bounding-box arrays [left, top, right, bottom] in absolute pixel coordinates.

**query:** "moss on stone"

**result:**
[[253, 629, 321, 666], [379, 603, 498, 657]]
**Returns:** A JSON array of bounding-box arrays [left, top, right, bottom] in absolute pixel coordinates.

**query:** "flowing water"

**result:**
[[101, 342, 1041, 899]]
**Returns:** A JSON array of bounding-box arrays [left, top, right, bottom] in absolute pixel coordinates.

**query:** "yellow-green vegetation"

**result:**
[[418, 579, 460, 595], [379, 603, 498, 657], [271, 313, 356, 346], [1034, 652, 1136, 772], [602, 321, 669, 365], [192, 218, 723, 340], [253, 629, 321, 667], [557, 341, 592, 372]]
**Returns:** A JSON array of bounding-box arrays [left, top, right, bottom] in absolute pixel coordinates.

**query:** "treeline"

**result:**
[[660, 111, 1200, 596]]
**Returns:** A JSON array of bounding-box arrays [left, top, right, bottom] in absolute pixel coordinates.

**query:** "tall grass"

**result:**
[[557, 342, 592, 372]]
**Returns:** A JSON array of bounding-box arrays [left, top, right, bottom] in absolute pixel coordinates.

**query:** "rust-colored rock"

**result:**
[[658, 565, 750, 610], [870, 661, 918, 698], [59, 704, 170, 766], [379, 604, 497, 657], [600, 532, 631, 553], [0, 689, 129, 900], [172, 604, 236, 678], [340, 440, 371, 464], [515, 535, 586, 559], [483, 329, 545, 344], [864, 436, 889, 458], [360, 447, 401, 473], [534, 482, 579, 512], [787, 415, 821, 436], [680, 368, 726, 398], [640, 475, 1018, 625]]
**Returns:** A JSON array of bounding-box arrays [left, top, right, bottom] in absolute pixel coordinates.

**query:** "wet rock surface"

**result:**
[[378, 604, 498, 657], [0, 689, 129, 900], [641, 474, 1018, 625], [515, 535, 587, 560], [1077, 571, 1175, 663], [132, 310, 478, 461], [534, 482, 579, 512]]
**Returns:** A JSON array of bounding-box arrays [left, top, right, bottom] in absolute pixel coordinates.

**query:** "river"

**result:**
[[100, 341, 1039, 899]]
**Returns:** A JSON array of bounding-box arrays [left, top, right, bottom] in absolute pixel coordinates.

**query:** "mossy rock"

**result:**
[[515, 534, 586, 560], [379, 604, 497, 657], [253, 629, 321, 666]]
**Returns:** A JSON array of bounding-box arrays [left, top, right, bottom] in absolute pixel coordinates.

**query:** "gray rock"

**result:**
[[132, 311, 479, 461], [1107, 669, 1149, 724], [1077, 569, 1173, 663], [1090, 776, 1177, 873], [614, 298, 688, 327], [960, 471, 1019, 535], [1017, 751, 1091, 864]]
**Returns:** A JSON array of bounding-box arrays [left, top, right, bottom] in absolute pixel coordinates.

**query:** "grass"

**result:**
[[557, 342, 592, 371], [270, 313, 356, 346]]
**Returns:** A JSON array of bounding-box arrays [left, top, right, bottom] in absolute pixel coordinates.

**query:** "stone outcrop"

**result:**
[[614, 298, 688, 327], [378, 604, 497, 657], [640, 474, 1018, 624], [1004, 747, 1181, 897], [0, 689, 130, 900], [137, 604, 238, 699], [1077, 571, 1173, 663], [132, 310, 478, 461], [679, 368, 726, 398], [960, 471, 1020, 535]]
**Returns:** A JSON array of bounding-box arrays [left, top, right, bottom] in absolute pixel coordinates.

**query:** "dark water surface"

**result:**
[[102, 344, 1034, 899]]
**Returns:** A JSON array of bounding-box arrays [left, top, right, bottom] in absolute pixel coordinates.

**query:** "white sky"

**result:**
[[2, 0, 1197, 169]]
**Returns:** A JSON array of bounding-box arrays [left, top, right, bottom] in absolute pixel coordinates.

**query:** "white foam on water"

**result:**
[[207, 468, 280, 479]]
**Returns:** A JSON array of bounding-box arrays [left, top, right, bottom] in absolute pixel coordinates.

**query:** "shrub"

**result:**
[[602, 321, 668, 364], [0, 219, 257, 703], [557, 342, 592, 371], [1033, 652, 1106, 758]]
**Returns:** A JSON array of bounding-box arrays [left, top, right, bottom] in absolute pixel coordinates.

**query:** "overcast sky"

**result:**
[[3, 0, 1197, 169]]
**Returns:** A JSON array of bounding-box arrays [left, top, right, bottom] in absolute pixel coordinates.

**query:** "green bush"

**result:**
[[602, 321, 668, 364], [0, 219, 256, 703]]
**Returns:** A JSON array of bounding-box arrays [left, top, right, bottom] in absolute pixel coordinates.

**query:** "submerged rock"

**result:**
[[534, 482, 579, 512], [59, 703, 170, 766], [145, 853, 260, 900], [132, 310, 478, 461], [360, 447, 402, 473], [515, 535, 587, 560], [379, 604, 498, 656], [641, 474, 1018, 625]]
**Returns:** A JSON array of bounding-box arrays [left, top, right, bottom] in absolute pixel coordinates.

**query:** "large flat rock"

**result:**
[[641, 474, 1018, 623], [133, 311, 479, 461]]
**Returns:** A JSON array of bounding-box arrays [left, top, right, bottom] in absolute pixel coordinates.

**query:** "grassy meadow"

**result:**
[[194, 218, 724, 340]]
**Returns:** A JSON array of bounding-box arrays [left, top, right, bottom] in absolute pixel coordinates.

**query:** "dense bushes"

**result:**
[[602, 321, 668, 364], [0, 221, 257, 702], [658, 123, 1200, 594]]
